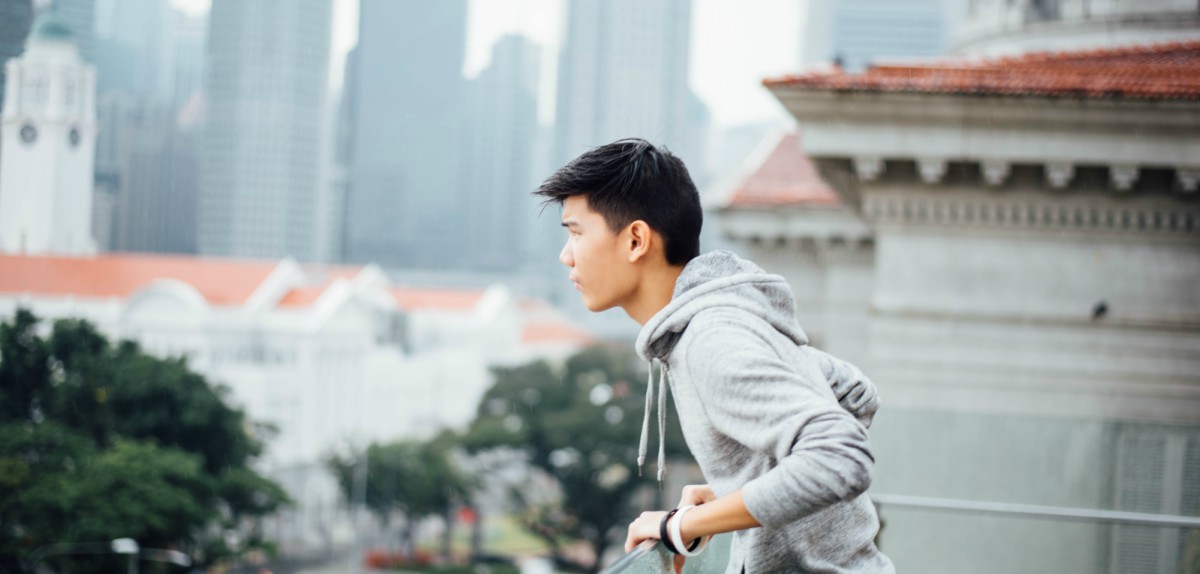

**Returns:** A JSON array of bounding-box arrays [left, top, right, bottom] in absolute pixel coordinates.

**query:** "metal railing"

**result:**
[[871, 494, 1200, 528], [600, 495, 1200, 573]]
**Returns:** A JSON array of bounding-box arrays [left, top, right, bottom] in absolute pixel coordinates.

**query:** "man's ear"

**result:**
[[626, 220, 652, 263]]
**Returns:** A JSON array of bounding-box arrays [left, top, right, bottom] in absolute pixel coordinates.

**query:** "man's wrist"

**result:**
[[678, 504, 699, 543]]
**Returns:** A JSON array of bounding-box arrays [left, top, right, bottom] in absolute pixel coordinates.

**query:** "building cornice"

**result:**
[[767, 89, 1200, 216]]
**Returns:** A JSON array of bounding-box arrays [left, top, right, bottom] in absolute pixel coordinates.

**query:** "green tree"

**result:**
[[460, 345, 688, 573], [0, 310, 289, 573], [328, 436, 472, 559]]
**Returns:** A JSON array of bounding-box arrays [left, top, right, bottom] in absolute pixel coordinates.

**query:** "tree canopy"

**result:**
[[0, 309, 288, 573], [460, 345, 689, 572]]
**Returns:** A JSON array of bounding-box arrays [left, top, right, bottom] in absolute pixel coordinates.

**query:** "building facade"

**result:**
[[554, 0, 701, 168], [955, 0, 1200, 56], [462, 35, 541, 273], [0, 15, 96, 256], [802, 0, 946, 71], [199, 0, 331, 261], [343, 0, 469, 270], [720, 40, 1200, 573]]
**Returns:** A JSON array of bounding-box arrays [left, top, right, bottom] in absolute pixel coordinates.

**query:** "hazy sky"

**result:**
[[171, 0, 805, 128]]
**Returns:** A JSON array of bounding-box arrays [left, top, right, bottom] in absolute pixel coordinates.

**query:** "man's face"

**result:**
[[559, 195, 636, 312]]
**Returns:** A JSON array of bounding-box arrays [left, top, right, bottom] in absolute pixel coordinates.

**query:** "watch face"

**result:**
[[20, 124, 37, 144], [69, 128, 80, 148]]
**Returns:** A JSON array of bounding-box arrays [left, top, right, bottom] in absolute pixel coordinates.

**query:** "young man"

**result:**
[[535, 139, 893, 573]]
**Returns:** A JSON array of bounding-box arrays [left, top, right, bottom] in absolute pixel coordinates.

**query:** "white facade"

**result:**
[[743, 38, 1200, 572], [0, 21, 96, 256], [955, 0, 1200, 56]]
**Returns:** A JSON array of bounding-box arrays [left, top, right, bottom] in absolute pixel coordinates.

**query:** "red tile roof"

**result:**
[[765, 41, 1200, 100], [726, 133, 840, 208], [0, 253, 277, 306], [389, 287, 485, 311], [277, 285, 329, 308], [521, 322, 595, 345]]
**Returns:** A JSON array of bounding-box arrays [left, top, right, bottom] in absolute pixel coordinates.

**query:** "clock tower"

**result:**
[[0, 12, 96, 255]]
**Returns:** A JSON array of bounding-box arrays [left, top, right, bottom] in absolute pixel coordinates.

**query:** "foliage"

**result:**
[[328, 436, 473, 526], [0, 309, 289, 573], [459, 345, 689, 572]]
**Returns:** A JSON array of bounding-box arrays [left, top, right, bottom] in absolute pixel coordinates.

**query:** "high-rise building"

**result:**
[[91, 1, 206, 256], [802, 0, 945, 71], [0, 0, 34, 118], [199, 0, 332, 260], [343, 0, 468, 269], [51, 0, 94, 63], [554, 0, 700, 168], [165, 7, 205, 112], [0, 13, 97, 255], [99, 102, 198, 254], [93, 0, 167, 98], [461, 35, 540, 273]]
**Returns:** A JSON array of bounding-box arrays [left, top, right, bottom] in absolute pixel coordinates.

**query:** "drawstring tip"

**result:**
[[636, 456, 645, 477]]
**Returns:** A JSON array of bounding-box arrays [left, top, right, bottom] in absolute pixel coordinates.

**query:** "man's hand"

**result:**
[[624, 510, 667, 553], [623, 510, 686, 574], [678, 484, 715, 508]]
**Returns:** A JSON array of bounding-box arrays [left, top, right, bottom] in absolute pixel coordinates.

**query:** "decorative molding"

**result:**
[[1110, 164, 1139, 192], [853, 156, 884, 182], [863, 194, 1200, 236], [1046, 162, 1075, 189], [982, 160, 1011, 187], [918, 157, 948, 184], [1179, 170, 1199, 194]]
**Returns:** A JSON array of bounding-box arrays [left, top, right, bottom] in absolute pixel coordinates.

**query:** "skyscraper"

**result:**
[[93, 0, 167, 99], [52, 0, 95, 63], [199, 0, 331, 260], [0, 0, 34, 117], [343, 0, 468, 269], [461, 35, 540, 273], [802, 0, 945, 71], [553, 0, 700, 169]]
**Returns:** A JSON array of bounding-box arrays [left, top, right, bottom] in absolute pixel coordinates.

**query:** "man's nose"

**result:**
[[559, 242, 573, 267]]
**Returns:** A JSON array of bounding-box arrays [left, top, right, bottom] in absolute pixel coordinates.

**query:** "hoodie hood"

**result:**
[[636, 250, 808, 363]]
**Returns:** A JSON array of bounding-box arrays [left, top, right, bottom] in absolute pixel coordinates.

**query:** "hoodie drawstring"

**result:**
[[637, 359, 655, 476], [637, 358, 670, 487]]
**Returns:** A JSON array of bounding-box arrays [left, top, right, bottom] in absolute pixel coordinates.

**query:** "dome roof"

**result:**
[[31, 13, 74, 43]]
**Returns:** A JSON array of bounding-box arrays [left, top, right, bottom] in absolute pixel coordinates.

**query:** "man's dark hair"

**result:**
[[534, 139, 703, 266]]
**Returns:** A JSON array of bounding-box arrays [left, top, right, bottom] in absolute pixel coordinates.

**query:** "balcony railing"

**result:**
[[601, 535, 731, 574], [600, 496, 1200, 573]]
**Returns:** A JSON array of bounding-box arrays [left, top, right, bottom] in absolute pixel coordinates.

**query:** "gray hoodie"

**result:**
[[634, 251, 893, 574]]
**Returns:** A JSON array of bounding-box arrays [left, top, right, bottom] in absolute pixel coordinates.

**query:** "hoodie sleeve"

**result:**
[[680, 312, 875, 529], [805, 346, 880, 429]]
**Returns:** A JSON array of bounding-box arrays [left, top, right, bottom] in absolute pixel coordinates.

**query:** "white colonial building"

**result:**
[[0, 251, 594, 551], [715, 23, 1200, 574], [0, 14, 96, 256]]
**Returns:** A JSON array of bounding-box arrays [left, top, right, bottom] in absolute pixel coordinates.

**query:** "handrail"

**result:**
[[872, 493, 1200, 528], [599, 540, 665, 574], [599, 495, 1200, 573]]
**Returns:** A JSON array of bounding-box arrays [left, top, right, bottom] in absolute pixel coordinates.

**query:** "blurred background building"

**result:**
[[198, 0, 331, 261], [802, 0, 948, 70], [719, 2, 1200, 572], [342, 0, 469, 271]]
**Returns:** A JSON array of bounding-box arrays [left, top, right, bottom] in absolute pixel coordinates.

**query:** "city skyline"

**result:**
[[174, 0, 805, 129]]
